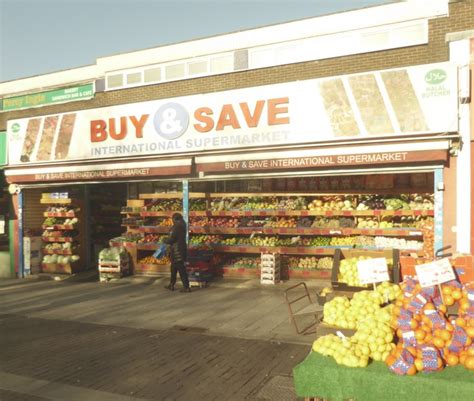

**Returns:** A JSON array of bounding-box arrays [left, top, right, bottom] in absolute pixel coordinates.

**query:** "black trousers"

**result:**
[[170, 261, 189, 289]]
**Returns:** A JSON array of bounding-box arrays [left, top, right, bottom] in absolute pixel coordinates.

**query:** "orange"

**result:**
[[442, 286, 453, 296], [439, 329, 452, 342], [385, 354, 397, 367], [407, 365, 417, 375], [433, 329, 442, 337], [455, 317, 467, 328], [468, 318, 474, 328], [466, 327, 474, 338], [437, 358, 444, 369], [443, 295, 455, 306], [414, 358, 424, 372], [433, 337, 445, 348], [424, 333, 433, 344], [410, 319, 419, 330], [446, 354, 459, 366], [438, 304, 447, 314], [406, 346, 417, 357], [459, 300, 470, 311], [392, 305, 401, 316], [446, 322, 454, 332], [464, 356, 474, 370], [415, 329, 426, 341], [467, 348, 474, 356], [452, 289, 462, 301], [460, 353, 467, 364], [466, 337, 472, 347], [424, 302, 435, 311]]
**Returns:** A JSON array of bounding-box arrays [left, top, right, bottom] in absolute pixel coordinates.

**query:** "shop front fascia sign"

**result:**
[[196, 149, 448, 173], [6, 62, 457, 166], [2, 84, 94, 112], [5, 159, 192, 183]]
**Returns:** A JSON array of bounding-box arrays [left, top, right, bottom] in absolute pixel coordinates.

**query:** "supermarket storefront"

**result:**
[[4, 62, 462, 278]]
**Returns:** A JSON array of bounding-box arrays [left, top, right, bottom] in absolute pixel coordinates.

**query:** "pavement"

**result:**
[[0, 275, 329, 401]]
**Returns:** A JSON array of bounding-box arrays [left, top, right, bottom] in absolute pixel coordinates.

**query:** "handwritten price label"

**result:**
[[415, 258, 455, 287], [356, 258, 389, 285]]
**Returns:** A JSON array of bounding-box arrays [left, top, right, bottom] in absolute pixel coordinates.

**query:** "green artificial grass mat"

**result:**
[[293, 351, 474, 401]]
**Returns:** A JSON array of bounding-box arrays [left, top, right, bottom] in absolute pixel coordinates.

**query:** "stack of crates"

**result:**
[[260, 253, 281, 284], [186, 247, 214, 287], [98, 248, 130, 282]]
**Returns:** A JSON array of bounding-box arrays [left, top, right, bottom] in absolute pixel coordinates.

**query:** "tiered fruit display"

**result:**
[[137, 234, 165, 243], [265, 217, 297, 228], [222, 257, 260, 269], [208, 218, 239, 228], [190, 235, 223, 246], [277, 197, 307, 210], [190, 199, 207, 211], [307, 197, 354, 211], [147, 199, 182, 211], [287, 256, 334, 270], [138, 255, 171, 265], [373, 237, 423, 250], [386, 279, 474, 374]]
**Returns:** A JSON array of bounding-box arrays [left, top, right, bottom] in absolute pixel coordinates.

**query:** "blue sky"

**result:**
[[0, 0, 390, 83]]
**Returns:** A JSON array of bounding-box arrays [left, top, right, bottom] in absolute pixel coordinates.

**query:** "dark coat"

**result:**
[[163, 219, 187, 263]]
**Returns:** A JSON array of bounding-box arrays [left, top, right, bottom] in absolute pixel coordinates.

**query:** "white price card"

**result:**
[[415, 258, 455, 287], [356, 258, 389, 285]]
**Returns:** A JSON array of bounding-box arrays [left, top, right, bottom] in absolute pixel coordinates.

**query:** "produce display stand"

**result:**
[[115, 190, 434, 281], [40, 194, 85, 274], [293, 352, 474, 401]]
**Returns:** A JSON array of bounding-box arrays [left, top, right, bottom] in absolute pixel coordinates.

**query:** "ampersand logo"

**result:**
[[153, 102, 189, 140]]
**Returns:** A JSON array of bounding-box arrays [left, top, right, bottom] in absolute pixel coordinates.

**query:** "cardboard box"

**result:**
[[24, 236, 42, 275], [331, 248, 400, 291]]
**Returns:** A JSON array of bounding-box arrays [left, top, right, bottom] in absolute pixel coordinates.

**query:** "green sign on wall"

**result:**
[[2, 83, 94, 111], [0, 132, 6, 165]]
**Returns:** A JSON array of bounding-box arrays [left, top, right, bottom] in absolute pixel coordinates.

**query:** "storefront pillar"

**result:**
[[450, 38, 472, 253], [434, 168, 444, 254], [183, 179, 189, 244]]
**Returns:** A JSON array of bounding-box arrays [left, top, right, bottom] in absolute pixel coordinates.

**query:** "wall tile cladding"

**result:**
[[1, 0, 473, 131]]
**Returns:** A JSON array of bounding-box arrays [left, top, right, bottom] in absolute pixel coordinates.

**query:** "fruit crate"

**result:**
[[260, 253, 281, 284], [331, 248, 400, 292]]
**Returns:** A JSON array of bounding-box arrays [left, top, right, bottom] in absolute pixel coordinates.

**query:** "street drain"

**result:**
[[171, 325, 208, 333], [256, 375, 297, 401]]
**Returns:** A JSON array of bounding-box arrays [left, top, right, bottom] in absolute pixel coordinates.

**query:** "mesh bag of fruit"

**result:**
[[397, 309, 414, 331], [407, 294, 429, 314], [388, 349, 415, 375], [448, 326, 469, 353], [424, 309, 448, 330], [420, 286, 442, 307], [420, 345, 441, 372], [401, 330, 418, 347]]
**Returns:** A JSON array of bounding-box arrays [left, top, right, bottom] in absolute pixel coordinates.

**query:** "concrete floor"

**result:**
[[0, 276, 327, 401]]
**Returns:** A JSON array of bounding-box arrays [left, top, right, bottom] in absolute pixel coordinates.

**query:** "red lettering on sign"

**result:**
[[109, 117, 127, 140], [194, 107, 214, 132], [268, 97, 289, 125], [240, 100, 265, 128], [217, 104, 241, 131], [129, 114, 149, 138], [90, 120, 107, 142]]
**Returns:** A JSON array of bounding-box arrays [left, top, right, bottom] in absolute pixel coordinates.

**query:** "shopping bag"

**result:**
[[152, 244, 168, 259]]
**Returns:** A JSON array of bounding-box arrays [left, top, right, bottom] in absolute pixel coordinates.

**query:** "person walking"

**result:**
[[163, 212, 191, 293]]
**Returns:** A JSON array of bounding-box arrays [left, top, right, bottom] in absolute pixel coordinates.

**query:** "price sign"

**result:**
[[356, 258, 390, 285], [415, 258, 455, 287]]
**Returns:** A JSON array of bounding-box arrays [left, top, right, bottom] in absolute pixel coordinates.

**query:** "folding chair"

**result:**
[[284, 282, 323, 335]]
